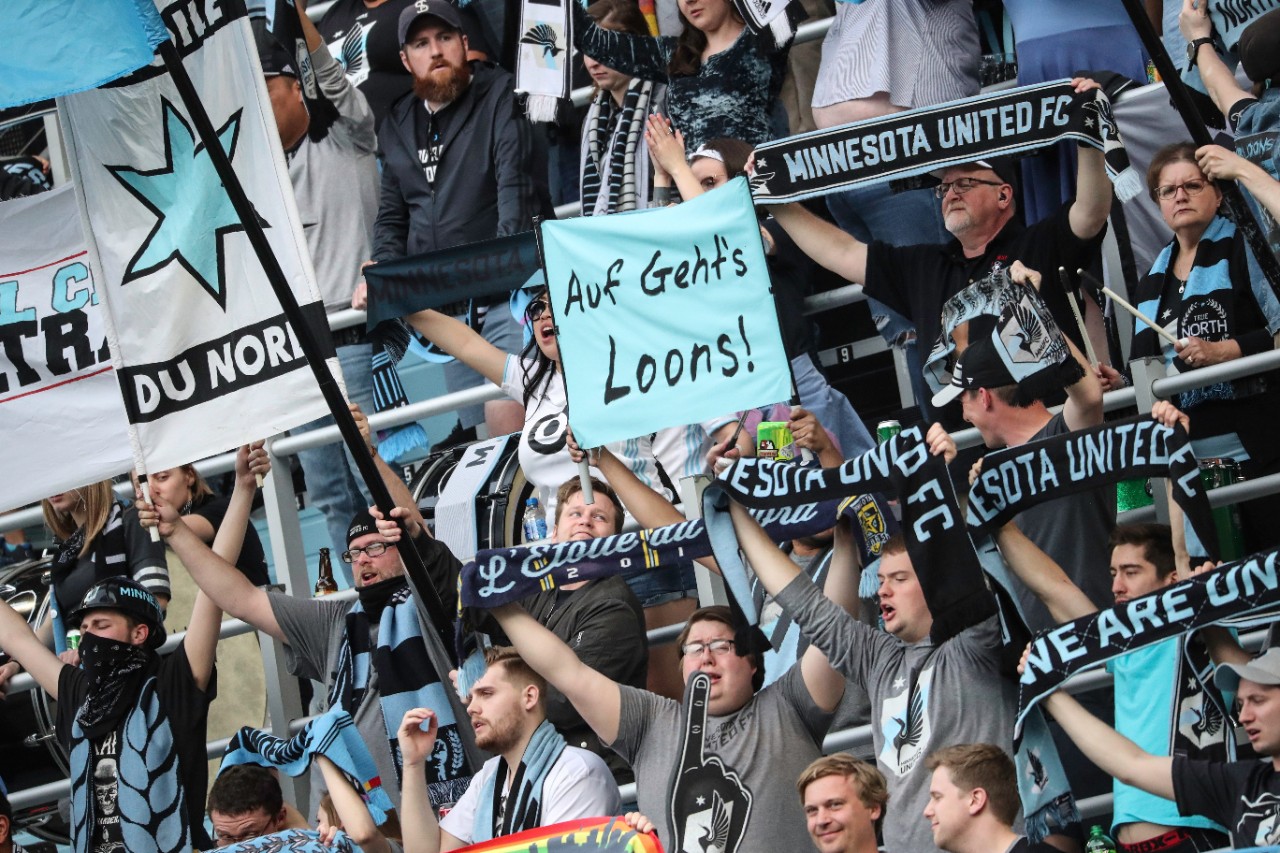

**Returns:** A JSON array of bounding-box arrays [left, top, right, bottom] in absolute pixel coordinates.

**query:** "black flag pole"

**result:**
[[155, 40, 482, 771], [1118, 0, 1280, 298]]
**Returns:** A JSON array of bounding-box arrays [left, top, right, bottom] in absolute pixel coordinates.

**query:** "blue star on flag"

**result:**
[[107, 99, 267, 311]]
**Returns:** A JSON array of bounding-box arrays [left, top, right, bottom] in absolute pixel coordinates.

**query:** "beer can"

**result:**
[[877, 420, 901, 445], [757, 422, 796, 461], [66, 629, 82, 651]]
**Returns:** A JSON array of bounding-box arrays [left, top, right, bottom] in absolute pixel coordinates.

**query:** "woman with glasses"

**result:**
[[1127, 141, 1280, 556], [406, 293, 706, 518]]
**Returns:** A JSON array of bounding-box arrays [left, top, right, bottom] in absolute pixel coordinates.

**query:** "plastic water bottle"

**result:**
[[522, 498, 548, 542], [1085, 825, 1117, 853]]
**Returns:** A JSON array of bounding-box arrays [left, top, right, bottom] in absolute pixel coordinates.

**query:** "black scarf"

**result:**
[[52, 502, 128, 591], [966, 414, 1220, 562], [581, 79, 653, 215], [75, 633, 154, 740], [749, 80, 1142, 205]]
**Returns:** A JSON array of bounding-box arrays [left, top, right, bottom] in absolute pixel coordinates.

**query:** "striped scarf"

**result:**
[[580, 79, 653, 216]]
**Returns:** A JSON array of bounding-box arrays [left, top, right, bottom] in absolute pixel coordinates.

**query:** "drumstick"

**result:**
[[1077, 268, 1182, 348], [1058, 267, 1099, 366], [138, 476, 161, 543], [578, 459, 594, 505]]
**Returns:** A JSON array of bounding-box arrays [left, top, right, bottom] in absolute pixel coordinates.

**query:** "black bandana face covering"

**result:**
[[356, 577, 409, 620], [76, 632, 152, 739]]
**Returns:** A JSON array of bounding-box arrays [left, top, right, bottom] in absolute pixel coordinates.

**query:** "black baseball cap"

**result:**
[[68, 577, 167, 649], [932, 157, 1020, 190], [931, 333, 1013, 408], [347, 510, 379, 546], [257, 34, 298, 78], [398, 0, 464, 43]]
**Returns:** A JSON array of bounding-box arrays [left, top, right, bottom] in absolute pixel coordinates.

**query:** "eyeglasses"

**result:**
[[680, 638, 736, 658], [215, 815, 277, 847], [524, 299, 550, 323], [341, 541, 396, 563], [1153, 178, 1212, 201], [934, 178, 1003, 199]]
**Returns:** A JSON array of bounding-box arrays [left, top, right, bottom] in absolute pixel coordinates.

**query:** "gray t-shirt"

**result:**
[[268, 591, 402, 807], [610, 664, 833, 852], [1015, 413, 1117, 631], [774, 574, 1019, 853]]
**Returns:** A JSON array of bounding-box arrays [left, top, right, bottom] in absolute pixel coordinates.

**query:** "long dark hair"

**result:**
[[668, 0, 743, 77], [520, 288, 558, 408]]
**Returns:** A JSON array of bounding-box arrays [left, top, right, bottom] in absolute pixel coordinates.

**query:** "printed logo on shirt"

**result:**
[[527, 409, 569, 455], [418, 142, 443, 183], [878, 665, 934, 777], [1241, 792, 1280, 846], [328, 21, 375, 87], [1180, 297, 1229, 341], [93, 731, 125, 853]]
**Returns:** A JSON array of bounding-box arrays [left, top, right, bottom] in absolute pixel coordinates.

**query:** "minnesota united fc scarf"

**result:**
[[220, 707, 395, 824], [749, 80, 1143, 204], [328, 584, 472, 806], [966, 414, 1221, 562]]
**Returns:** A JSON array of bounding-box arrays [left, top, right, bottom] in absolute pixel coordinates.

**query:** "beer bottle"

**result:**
[[314, 547, 338, 597]]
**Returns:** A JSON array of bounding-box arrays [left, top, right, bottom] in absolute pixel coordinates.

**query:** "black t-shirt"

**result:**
[[413, 100, 452, 186], [1173, 756, 1280, 847], [863, 204, 1105, 373], [56, 644, 216, 851], [317, 0, 417, 128], [764, 217, 820, 362], [188, 493, 270, 587], [1009, 838, 1063, 853]]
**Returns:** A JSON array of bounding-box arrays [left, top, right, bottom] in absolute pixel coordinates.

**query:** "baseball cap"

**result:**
[[258, 35, 298, 78], [347, 510, 380, 546], [930, 334, 1013, 408], [1215, 647, 1280, 693], [398, 0, 464, 43], [932, 157, 1020, 189], [1239, 9, 1280, 84], [68, 576, 167, 649]]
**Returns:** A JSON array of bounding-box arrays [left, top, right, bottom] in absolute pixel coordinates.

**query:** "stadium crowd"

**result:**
[[7, 0, 1280, 851]]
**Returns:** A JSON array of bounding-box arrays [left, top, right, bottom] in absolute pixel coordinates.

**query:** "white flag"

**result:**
[[58, 0, 331, 473], [0, 186, 133, 510]]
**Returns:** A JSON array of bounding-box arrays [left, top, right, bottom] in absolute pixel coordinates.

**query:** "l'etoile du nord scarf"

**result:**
[[966, 414, 1220, 561], [328, 585, 472, 805], [220, 707, 395, 824], [749, 80, 1143, 204]]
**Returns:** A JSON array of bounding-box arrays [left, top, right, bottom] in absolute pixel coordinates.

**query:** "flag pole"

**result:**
[[1118, 0, 1280, 298], [155, 40, 482, 770]]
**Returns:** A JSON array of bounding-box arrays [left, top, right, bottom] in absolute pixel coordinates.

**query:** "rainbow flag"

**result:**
[[454, 817, 663, 853]]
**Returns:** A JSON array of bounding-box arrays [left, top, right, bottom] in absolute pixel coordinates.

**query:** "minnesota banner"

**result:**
[[58, 0, 331, 472], [0, 187, 133, 509]]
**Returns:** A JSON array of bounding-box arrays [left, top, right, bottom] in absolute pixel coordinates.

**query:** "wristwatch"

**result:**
[[1187, 37, 1214, 66]]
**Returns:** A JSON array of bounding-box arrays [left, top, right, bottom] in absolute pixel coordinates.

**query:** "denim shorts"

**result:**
[[623, 561, 699, 607]]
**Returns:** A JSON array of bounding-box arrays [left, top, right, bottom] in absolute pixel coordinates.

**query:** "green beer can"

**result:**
[[877, 420, 901, 445], [757, 422, 797, 461]]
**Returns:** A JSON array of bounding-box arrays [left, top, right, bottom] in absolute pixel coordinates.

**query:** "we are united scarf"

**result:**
[[328, 584, 472, 805], [749, 80, 1143, 204], [473, 719, 567, 842], [967, 414, 1220, 562], [220, 707, 394, 824]]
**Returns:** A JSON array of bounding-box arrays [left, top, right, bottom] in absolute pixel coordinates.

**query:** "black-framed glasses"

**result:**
[[934, 177, 1003, 198], [680, 638, 736, 658], [524, 299, 551, 323], [1153, 178, 1212, 201], [341, 542, 396, 563]]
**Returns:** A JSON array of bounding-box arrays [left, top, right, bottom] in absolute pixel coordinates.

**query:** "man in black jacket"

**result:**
[[368, 0, 545, 439]]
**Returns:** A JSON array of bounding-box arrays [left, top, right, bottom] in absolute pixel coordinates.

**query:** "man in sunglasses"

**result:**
[[765, 78, 1112, 424]]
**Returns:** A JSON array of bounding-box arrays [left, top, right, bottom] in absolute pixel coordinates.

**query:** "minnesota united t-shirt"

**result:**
[[317, 0, 416, 126], [1174, 756, 1280, 848]]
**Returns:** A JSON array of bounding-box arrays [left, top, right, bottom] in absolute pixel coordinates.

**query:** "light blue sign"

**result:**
[[541, 177, 791, 448]]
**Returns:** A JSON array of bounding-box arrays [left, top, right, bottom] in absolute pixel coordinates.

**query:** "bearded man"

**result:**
[[365, 0, 547, 439]]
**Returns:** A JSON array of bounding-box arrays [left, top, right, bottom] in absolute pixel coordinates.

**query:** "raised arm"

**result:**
[[0, 600, 64, 700], [767, 202, 868, 283], [644, 116, 703, 201], [404, 309, 507, 386], [1042, 690, 1175, 799], [1067, 79, 1114, 242], [316, 755, 392, 853], [397, 708, 465, 853], [572, 1, 671, 81], [1199, 144, 1280, 222], [353, 403, 427, 533], [1180, 0, 1252, 120], [1061, 333, 1104, 430], [142, 487, 285, 644], [727, 501, 845, 712], [490, 603, 622, 744], [994, 521, 1098, 623]]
